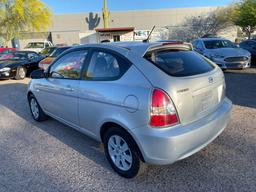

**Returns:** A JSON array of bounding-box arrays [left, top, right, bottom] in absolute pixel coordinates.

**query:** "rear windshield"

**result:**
[[145, 50, 215, 77]]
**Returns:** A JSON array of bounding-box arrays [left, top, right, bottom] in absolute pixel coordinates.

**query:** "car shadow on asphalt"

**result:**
[[224, 69, 256, 109], [0, 80, 255, 191], [0, 82, 113, 171]]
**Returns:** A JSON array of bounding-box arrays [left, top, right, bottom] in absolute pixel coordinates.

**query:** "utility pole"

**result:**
[[102, 0, 110, 28]]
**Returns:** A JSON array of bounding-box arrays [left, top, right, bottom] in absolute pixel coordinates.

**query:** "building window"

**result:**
[[113, 35, 120, 42]]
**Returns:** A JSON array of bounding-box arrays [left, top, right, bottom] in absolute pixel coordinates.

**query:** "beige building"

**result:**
[[15, 7, 238, 48]]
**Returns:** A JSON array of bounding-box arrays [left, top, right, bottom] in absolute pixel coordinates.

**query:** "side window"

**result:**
[[192, 41, 198, 48], [85, 51, 130, 81], [197, 41, 204, 50], [45, 43, 50, 48], [50, 50, 88, 80], [27, 53, 38, 59]]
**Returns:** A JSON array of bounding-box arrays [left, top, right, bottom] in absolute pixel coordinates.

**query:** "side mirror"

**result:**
[[31, 69, 47, 79]]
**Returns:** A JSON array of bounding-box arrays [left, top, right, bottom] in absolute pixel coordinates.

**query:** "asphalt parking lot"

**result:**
[[0, 68, 255, 192]]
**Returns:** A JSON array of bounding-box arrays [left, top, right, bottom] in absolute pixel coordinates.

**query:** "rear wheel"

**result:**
[[15, 66, 27, 80], [28, 94, 47, 122], [103, 127, 146, 178]]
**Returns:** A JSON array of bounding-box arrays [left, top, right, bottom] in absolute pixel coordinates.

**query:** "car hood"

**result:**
[[0, 60, 24, 68], [208, 48, 251, 57]]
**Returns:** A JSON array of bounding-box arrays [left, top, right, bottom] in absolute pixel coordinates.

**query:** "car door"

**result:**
[[36, 50, 88, 126], [78, 49, 131, 136], [26, 52, 41, 72]]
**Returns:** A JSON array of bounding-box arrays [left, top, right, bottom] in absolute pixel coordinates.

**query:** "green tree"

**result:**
[[232, 0, 256, 39], [0, 0, 52, 45]]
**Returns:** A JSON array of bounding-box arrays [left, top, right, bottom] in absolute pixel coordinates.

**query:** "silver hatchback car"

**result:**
[[28, 42, 232, 178]]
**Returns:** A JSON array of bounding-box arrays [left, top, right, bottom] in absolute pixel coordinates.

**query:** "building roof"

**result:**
[[95, 27, 135, 32]]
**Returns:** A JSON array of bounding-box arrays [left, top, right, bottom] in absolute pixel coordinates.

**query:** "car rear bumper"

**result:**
[[132, 98, 232, 165]]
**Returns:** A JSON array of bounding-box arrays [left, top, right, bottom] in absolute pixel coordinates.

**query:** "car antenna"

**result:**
[[143, 26, 156, 43]]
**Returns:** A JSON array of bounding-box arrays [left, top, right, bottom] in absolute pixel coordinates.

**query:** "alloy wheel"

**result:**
[[30, 98, 39, 119], [19, 67, 26, 79], [108, 135, 133, 171]]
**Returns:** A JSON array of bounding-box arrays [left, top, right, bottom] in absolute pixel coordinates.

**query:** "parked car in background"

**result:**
[[28, 42, 232, 178], [39, 46, 72, 70], [0, 47, 16, 53], [239, 39, 256, 65], [24, 41, 53, 53], [192, 38, 251, 69], [0, 51, 44, 80]]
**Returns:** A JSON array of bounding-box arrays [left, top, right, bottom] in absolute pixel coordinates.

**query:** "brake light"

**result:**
[[150, 89, 179, 127]]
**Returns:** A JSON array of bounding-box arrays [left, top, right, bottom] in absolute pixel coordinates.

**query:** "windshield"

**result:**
[[25, 42, 44, 49], [50, 47, 70, 57], [9, 52, 28, 60], [203, 40, 236, 49]]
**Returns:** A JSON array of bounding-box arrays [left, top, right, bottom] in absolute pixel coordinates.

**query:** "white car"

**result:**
[[24, 41, 53, 53], [192, 38, 251, 69]]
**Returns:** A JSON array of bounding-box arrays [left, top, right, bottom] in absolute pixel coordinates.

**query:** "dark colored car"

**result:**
[[0, 51, 44, 80], [239, 40, 256, 65], [39, 46, 71, 70]]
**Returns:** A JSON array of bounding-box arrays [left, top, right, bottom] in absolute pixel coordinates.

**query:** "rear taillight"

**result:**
[[150, 89, 179, 127]]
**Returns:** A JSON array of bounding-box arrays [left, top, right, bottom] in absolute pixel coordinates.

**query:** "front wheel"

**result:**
[[15, 66, 27, 80], [103, 127, 146, 178], [28, 94, 48, 122]]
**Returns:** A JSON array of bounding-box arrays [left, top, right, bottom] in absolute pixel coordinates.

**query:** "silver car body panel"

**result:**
[[28, 42, 232, 165]]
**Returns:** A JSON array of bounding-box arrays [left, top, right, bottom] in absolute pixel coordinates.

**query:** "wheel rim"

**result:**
[[108, 135, 133, 171], [30, 98, 39, 119], [19, 68, 26, 79]]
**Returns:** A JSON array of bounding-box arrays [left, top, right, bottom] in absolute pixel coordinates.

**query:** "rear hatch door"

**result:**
[[144, 44, 225, 124]]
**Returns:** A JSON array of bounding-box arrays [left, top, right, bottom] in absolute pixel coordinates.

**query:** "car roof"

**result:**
[[71, 42, 191, 56], [200, 38, 229, 41]]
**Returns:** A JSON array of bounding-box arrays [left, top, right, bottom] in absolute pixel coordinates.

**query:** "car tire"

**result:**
[[28, 94, 48, 122], [15, 66, 27, 80], [103, 127, 146, 178]]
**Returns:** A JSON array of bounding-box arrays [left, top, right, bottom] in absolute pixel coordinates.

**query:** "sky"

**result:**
[[41, 0, 233, 14]]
